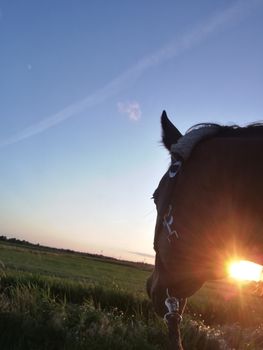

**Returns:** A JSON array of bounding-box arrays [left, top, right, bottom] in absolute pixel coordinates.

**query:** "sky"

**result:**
[[0, 0, 263, 263]]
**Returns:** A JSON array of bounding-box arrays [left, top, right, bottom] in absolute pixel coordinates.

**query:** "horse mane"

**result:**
[[186, 122, 263, 138]]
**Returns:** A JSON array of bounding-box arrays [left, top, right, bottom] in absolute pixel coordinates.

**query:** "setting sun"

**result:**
[[228, 260, 263, 282]]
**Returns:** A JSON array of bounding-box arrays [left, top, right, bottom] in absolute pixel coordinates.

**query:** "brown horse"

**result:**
[[147, 111, 263, 349]]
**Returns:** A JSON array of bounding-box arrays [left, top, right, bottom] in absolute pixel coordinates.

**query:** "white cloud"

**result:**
[[117, 101, 141, 122]]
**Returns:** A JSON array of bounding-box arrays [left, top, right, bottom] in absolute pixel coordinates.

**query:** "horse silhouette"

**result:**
[[147, 111, 263, 349]]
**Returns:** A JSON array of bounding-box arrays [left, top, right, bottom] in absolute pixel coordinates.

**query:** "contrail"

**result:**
[[0, 0, 261, 148]]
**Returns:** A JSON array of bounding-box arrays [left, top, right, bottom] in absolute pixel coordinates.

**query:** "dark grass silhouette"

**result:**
[[1, 242, 263, 349]]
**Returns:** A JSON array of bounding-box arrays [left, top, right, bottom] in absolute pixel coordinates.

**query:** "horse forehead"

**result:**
[[179, 135, 263, 172], [155, 134, 263, 208], [197, 134, 263, 154], [154, 135, 263, 244], [178, 136, 263, 193]]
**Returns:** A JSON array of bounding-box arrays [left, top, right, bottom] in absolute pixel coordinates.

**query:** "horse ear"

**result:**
[[161, 111, 182, 151]]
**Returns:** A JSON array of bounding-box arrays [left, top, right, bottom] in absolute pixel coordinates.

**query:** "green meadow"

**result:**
[[0, 241, 263, 350]]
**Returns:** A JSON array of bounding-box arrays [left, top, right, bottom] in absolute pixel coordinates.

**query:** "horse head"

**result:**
[[147, 111, 263, 348]]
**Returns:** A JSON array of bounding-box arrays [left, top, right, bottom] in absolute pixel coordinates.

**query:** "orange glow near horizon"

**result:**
[[228, 260, 263, 282]]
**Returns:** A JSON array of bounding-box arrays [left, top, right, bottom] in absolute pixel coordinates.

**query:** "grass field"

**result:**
[[1, 241, 263, 349]]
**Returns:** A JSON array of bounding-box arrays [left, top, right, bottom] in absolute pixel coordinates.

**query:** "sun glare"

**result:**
[[228, 260, 263, 282]]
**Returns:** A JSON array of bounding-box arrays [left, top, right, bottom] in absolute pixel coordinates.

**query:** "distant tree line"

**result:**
[[0, 235, 79, 254], [0, 235, 39, 246]]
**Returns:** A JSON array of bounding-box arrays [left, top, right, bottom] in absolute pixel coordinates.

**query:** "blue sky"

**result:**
[[0, 0, 262, 263]]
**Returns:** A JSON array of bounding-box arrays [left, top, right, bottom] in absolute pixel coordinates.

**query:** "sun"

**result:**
[[228, 260, 263, 282]]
